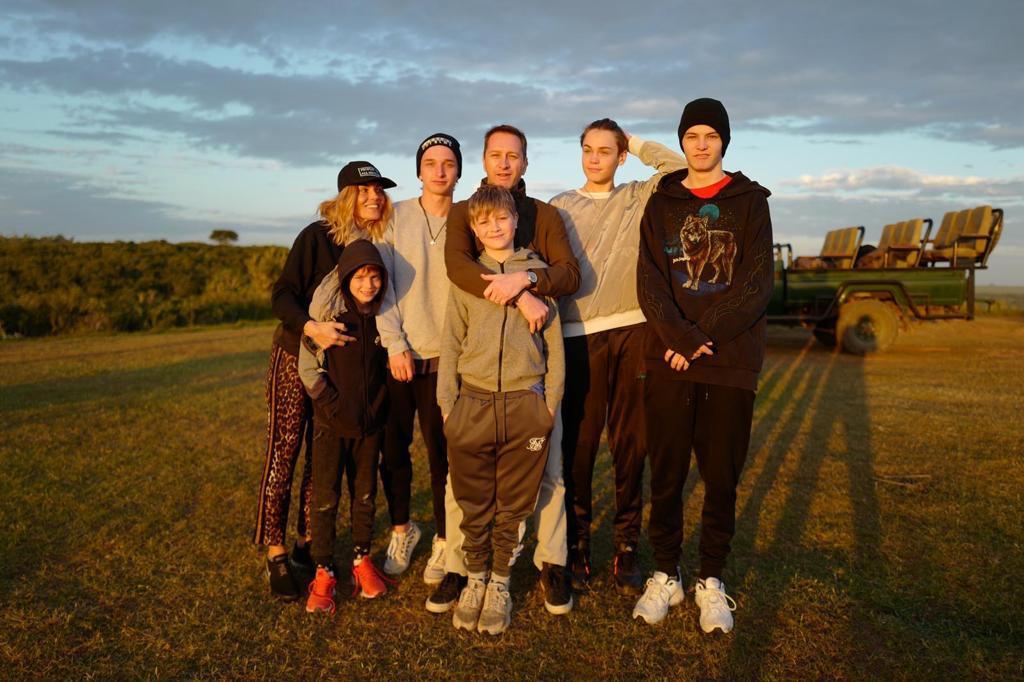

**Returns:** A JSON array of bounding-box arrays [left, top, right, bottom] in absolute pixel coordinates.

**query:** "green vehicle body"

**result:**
[[767, 207, 1004, 353], [768, 253, 973, 321]]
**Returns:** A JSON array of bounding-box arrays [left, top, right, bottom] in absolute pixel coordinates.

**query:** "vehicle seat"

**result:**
[[920, 206, 993, 266], [793, 226, 864, 269], [856, 219, 925, 268]]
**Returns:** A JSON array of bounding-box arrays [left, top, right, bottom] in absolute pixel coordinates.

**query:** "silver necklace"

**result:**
[[419, 199, 448, 245]]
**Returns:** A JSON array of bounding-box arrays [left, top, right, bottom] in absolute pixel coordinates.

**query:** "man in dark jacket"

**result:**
[[632, 98, 773, 635], [437, 124, 579, 616]]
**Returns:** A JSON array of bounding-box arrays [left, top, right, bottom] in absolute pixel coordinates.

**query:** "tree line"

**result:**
[[0, 236, 288, 337]]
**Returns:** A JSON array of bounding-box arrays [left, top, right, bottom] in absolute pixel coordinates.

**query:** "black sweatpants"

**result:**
[[446, 385, 552, 577], [380, 371, 448, 536], [561, 323, 646, 551], [309, 428, 382, 567], [645, 375, 755, 579]]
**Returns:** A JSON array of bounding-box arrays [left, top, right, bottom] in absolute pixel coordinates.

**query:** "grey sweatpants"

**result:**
[[445, 385, 553, 577]]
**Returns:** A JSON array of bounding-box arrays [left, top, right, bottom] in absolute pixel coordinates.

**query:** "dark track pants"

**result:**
[[645, 376, 755, 579], [380, 371, 448, 536], [561, 323, 646, 550], [446, 386, 552, 577], [253, 343, 313, 547], [309, 429, 382, 566]]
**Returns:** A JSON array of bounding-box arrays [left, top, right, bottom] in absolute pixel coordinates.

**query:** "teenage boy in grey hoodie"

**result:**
[[438, 185, 564, 636], [550, 119, 685, 594], [375, 133, 463, 583]]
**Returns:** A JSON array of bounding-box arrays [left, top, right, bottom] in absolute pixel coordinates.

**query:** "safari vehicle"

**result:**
[[768, 205, 1005, 354]]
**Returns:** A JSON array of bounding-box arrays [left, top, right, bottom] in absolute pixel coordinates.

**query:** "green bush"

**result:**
[[0, 236, 289, 337]]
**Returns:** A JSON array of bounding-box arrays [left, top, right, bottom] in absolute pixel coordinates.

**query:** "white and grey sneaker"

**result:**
[[632, 570, 684, 625], [477, 580, 513, 635], [383, 521, 422, 575], [452, 577, 487, 631], [422, 535, 446, 586], [694, 577, 737, 634]]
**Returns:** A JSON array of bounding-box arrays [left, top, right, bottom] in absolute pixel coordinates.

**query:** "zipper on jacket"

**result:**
[[496, 262, 509, 392], [361, 313, 370, 432]]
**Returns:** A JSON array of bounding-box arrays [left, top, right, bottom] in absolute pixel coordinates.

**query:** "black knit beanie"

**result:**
[[677, 98, 730, 156], [416, 133, 462, 178]]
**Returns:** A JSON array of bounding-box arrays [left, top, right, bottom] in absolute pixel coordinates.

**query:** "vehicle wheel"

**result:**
[[812, 320, 837, 348], [837, 300, 899, 355]]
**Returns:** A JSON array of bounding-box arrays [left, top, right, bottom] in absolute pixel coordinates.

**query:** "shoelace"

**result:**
[[700, 583, 738, 611], [427, 540, 446, 566], [387, 529, 417, 561], [351, 559, 395, 597], [308, 573, 337, 613], [460, 581, 486, 610], [484, 584, 511, 613], [639, 578, 674, 608]]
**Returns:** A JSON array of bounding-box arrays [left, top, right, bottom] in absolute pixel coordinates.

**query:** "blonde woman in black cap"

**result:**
[[253, 161, 395, 602]]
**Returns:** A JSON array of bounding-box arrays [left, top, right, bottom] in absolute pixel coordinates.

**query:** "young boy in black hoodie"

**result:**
[[297, 239, 391, 613], [632, 98, 773, 634]]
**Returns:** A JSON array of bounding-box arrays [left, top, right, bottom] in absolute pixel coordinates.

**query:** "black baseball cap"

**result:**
[[337, 161, 397, 192]]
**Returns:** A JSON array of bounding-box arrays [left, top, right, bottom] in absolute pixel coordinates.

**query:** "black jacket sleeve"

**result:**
[[695, 196, 775, 345], [271, 227, 316, 337], [637, 204, 711, 358]]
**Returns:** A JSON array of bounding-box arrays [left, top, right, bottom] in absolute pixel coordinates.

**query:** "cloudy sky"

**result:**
[[1, 1, 1021, 283]]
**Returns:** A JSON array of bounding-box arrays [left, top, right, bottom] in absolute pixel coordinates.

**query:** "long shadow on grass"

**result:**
[[0, 350, 265, 415], [722, 343, 882, 675]]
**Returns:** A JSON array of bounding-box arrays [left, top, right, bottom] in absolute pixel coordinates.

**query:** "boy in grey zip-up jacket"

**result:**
[[438, 185, 564, 635]]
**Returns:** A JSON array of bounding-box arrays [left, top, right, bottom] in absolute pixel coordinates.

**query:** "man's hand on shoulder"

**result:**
[[516, 291, 549, 334]]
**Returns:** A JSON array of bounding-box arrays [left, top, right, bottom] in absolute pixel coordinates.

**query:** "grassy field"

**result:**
[[1, 317, 1022, 679]]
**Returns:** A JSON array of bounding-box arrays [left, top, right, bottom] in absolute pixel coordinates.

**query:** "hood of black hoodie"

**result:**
[[336, 238, 388, 315], [655, 169, 771, 201]]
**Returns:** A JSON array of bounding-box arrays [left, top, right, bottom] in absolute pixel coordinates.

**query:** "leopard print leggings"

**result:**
[[252, 343, 313, 546]]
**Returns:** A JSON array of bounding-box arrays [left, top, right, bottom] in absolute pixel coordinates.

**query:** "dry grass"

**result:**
[[1, 317, 1022, 679]]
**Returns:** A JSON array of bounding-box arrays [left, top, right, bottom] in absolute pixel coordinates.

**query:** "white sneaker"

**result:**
[[694, 577, 737, 634], [422, 535, 446, 586], [477, 580, 512, 635], [632, 570, 684, 625], [452, 577, 487, 631], [383, 521, 422, 575]]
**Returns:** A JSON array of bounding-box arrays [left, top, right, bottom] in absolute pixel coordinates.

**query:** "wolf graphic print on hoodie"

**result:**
[[637, 169, 774, 392]]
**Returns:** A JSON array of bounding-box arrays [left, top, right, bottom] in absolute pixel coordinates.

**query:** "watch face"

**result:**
[[528, 271, 538, 284]]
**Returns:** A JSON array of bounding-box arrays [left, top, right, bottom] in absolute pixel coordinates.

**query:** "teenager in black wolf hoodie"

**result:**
[[633, 98, 773, 635]]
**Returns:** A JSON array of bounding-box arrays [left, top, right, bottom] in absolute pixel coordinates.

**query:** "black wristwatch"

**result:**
[[526, 270, 538, 288]]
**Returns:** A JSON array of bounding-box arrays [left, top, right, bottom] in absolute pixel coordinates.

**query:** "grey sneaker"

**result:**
[[452, 577, 486, 631], [477, 580, 512, 635], [383, 521, 422, 575]]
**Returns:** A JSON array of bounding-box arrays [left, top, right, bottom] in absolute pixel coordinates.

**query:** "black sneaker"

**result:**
[[612, 546, 643, 595], [569, 545, 592, 591], [540, 562, 573, 615], [291, 541, 314, 573], [425, 572, 467, 614], [267, 554, 299, 602]]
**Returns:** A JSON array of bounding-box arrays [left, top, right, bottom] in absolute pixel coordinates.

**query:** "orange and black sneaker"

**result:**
[[305, 566, 337, 614], [351, 556, 391, 599]]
